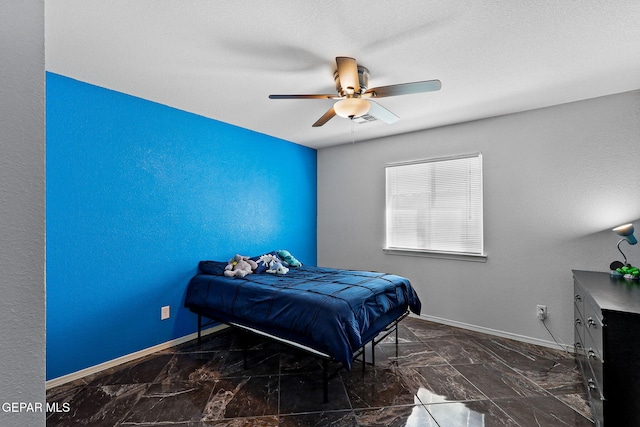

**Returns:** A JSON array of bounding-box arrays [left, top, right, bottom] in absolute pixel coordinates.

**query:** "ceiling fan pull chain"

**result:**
[[351, 118, 355, 144]]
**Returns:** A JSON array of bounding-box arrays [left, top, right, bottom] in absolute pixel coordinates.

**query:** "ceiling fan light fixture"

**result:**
[[334, 98, 370, 119], [269, 56, 441, 127]]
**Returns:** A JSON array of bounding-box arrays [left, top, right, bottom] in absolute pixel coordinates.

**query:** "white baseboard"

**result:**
[[413, 313, 575, 353], [45, 324, 228, 390], [47, 315, 573, 390]]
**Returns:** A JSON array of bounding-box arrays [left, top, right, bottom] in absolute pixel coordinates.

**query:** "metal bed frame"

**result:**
[[195, 310, 409, 402]]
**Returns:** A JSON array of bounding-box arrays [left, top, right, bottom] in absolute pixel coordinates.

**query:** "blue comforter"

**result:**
[[184, 265, 421, 368]]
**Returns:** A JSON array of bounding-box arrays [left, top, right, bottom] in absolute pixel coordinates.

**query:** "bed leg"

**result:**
[[323, 359, 329, 404], [395, 321, 399, 358], [197, 314, 202, 345], [371, 342, 376, 367]]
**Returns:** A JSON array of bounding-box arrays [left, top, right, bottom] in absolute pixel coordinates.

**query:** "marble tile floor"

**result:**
[[46, 317, 595, 426]]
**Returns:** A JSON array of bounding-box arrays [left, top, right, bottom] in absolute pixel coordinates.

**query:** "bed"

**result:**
[[184, 253, 421, 400]]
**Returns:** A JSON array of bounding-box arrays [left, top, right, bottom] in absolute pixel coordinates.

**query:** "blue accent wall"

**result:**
[[46, 72, 317, 380]]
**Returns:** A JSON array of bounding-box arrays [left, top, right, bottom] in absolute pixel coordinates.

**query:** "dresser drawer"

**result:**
[[574, 314, 587, 357], [574, 323, 586, 367], [582, 297, 604, 360], [574, 288, 585, 321], [589, 385, 604, 427], [588, 355, 604, 400], [575, 323, 604, 402], [574, 305, 585, 349]]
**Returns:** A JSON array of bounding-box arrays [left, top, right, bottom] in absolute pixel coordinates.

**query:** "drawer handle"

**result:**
[[575, 294, 582, 302], [588, 379, 597, 390], [588, 349, 597, 359], [575, 318, 582, 326], [587, 317, 597, 328]]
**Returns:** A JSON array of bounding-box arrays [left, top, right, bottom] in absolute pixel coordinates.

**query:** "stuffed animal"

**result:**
[[256, 254, 280, 270], [267, 260, 289, 275], [255, 253, 288, 275], [277, 250, 302, 267], [224, 254, 258, 278]]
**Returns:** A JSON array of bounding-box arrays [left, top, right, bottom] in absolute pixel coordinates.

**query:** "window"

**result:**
[[385, 153, 484, 259]]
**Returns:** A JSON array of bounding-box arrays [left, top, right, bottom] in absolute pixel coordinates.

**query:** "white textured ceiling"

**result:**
[[46, 1, 640, 149]]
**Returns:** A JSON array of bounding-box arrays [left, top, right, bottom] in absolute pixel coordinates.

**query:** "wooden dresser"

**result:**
[[573, 270, 640, 426]]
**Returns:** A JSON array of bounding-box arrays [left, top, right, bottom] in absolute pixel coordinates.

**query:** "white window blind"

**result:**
[[385, 153, 483, 255]]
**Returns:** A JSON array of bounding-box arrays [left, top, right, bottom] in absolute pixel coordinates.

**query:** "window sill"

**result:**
[[383, 248, 487, 263]]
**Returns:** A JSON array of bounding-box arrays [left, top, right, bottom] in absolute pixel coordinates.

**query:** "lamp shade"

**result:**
[[614, 223, 638, 245], [334, 98, 370, 118]]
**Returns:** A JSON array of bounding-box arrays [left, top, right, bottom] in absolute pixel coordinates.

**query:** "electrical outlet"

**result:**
[[536, 305, 547, 321], [161, 305, 170, 320]]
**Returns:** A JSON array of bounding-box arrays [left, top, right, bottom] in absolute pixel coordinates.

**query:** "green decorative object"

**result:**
[[616, 265, 640, 280]]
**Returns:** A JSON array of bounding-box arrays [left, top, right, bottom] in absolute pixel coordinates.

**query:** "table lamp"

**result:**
[[613, 223, 637, 267]]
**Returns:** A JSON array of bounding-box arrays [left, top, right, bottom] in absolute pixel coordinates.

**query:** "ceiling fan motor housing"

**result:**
[[334, 66, 370, 95]]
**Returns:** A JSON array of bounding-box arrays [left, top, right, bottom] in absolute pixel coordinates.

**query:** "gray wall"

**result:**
[[0, 0, 45, 426], [318, 90, 640, 347]]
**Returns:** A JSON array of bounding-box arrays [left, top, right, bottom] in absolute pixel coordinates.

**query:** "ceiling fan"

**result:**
[[269, 56, 441, 127]]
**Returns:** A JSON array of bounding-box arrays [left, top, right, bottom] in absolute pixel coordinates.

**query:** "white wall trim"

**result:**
[[415, 313, 575, 354], [46, 316, 574, 390], [45, 325, 227, 390]]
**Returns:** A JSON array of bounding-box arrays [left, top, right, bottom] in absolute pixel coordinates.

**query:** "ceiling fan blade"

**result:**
[[336, 57, 360, 94], [364, 79, 441, 98], [367, 100, 399, 124], [312, 107, 336, 127], [269, 94, 340, 100]]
